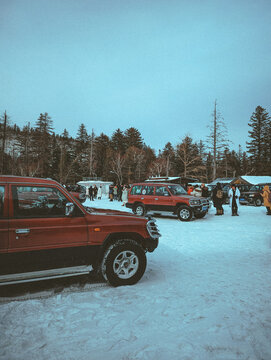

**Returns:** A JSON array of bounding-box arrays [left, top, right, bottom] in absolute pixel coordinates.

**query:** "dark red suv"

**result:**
[[126, 182, 209, 221], [0, 176, 160, 287]]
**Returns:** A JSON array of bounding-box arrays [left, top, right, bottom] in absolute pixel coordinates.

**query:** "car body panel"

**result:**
[[0, 176, 159, 281]]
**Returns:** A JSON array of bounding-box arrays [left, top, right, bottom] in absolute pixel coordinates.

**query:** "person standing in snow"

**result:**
[[97, 185, 102, 200], [200, 183, 209, 198], [261, 185, 271, 215], [89, 186, 94, 201], [122, 185, 129, 206], [228, 184, 240, 216], [212, 182, 224, 215], [113, 186, 118, 200], [109, 186, 113, 201], [117, 184, 123, 201]]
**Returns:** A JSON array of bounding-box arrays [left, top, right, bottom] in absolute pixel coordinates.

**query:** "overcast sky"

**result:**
[[1, 0, 271, 153]]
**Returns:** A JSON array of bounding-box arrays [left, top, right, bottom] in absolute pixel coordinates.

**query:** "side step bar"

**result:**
[[0, 265, 93, 286]]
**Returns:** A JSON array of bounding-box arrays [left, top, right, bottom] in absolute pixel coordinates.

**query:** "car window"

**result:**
[[142, 186, 154, 195], [155, 186, 170, 196], [0, 186, 4, 218], [12, 185, 69, 218], [130, 185, 143, 195], [168, 184, 187, 195]]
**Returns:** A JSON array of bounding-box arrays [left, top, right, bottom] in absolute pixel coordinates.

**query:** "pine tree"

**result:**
[[16, 122, 32, 176], [95, 133, 111, 179], [161, 142, 175, 177], [73, 123, 90, 180], [33, 112, 54, 177], [125, 127, 143, 149], [0, 111, 11, 174], [111, 129, 126, 154], [246, 106, 271, 174]]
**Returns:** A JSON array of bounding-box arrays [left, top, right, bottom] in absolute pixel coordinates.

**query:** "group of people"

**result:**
[[211, 183, 240, 216], [86, 185, 103, 200], [187, 183, 209, 198], [109, 184, 129, 206], [211, 182, 271, 216]]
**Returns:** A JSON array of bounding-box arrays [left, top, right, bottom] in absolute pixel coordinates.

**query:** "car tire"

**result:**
[[194, 212, 207, 219], [133, 203, 146, 216], [254, 198, 262, 207], [101, 239, 147, 287], [177, 206, 193, 221]]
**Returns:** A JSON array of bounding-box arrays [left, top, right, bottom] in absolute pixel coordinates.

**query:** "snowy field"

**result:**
[[1, 198, 271, 360]]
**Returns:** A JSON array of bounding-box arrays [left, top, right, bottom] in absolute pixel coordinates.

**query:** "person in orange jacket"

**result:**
[[261, 185, 271, 215]]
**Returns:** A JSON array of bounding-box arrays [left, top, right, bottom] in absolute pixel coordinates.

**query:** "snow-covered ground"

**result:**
[[1, 199, 271, 360]]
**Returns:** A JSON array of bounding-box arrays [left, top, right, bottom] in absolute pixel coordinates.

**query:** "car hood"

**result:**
[[174, 194, 206, 200]]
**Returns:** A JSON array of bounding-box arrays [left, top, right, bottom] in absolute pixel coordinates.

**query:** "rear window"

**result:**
[[131, 185, 155, 195], [130, 185, 143, 195]]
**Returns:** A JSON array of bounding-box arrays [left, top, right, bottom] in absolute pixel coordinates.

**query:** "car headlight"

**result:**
[[189, 199, 201, 205], [146, 219, 161, 239]]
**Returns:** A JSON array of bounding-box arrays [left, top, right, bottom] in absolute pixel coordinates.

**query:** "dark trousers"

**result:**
[[232, 198, 238, 215], [266, 206, 271, 214], [216, 201, 223, 215]]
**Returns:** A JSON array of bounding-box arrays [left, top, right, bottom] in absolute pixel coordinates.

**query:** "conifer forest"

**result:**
[[0, 105, 270, 185]]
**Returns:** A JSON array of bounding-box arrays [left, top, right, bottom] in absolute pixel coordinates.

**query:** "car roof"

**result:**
[[0, 175, 59, 186]]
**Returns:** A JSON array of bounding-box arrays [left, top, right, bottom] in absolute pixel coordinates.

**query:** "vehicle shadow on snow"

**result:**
[[0, 271, 106, 300]]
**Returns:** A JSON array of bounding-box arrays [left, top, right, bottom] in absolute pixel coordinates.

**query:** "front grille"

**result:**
[[147, 219, 161, 239]]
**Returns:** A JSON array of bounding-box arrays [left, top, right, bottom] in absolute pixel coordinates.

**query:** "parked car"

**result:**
[[239, 183, 271, 206], [0, 176, 160, 287], [66, 184, 86, 203], [126, 182, 209, 221]]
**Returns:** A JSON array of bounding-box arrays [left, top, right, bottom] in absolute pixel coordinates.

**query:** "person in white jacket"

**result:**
[[122, 185, 128, 206], [228, 184, 241, 216], [97, 185, 102, 200]]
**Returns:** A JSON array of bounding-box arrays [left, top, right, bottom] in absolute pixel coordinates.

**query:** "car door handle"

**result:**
[[16, 229, 30, 234]]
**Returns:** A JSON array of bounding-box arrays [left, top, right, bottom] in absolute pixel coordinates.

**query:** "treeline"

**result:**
[[0, 105, 270, 184]]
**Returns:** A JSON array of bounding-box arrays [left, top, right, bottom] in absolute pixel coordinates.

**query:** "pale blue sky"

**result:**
[[1, 0, 271, 153]]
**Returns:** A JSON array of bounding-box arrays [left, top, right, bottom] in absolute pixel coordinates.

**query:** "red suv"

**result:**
[[0, 176, 160, 287], [126, 182, 209, 221]]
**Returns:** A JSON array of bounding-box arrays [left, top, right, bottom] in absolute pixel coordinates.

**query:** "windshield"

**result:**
[[168, 184, 187, 195], [250, 185, 262, 191]]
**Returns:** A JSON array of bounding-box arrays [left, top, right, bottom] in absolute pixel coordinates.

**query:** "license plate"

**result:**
[[202, 206, 208, 211]]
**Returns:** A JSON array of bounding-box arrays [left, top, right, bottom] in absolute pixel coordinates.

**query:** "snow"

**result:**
[[1, 199, 271, 360]]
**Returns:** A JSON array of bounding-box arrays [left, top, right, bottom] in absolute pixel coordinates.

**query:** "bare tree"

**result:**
[[176, 135, 204, 178], [149, 158, 167, 177], [111, 152, 126, 184], [206, 100, 230, 181]]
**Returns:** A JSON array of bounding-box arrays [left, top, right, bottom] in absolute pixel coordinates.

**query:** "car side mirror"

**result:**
[[65, 202, 75, 216]]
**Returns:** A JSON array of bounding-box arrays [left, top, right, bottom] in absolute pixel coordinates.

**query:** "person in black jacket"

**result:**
[[200, 183, 209, 198], [212, 183, 224, 215]]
